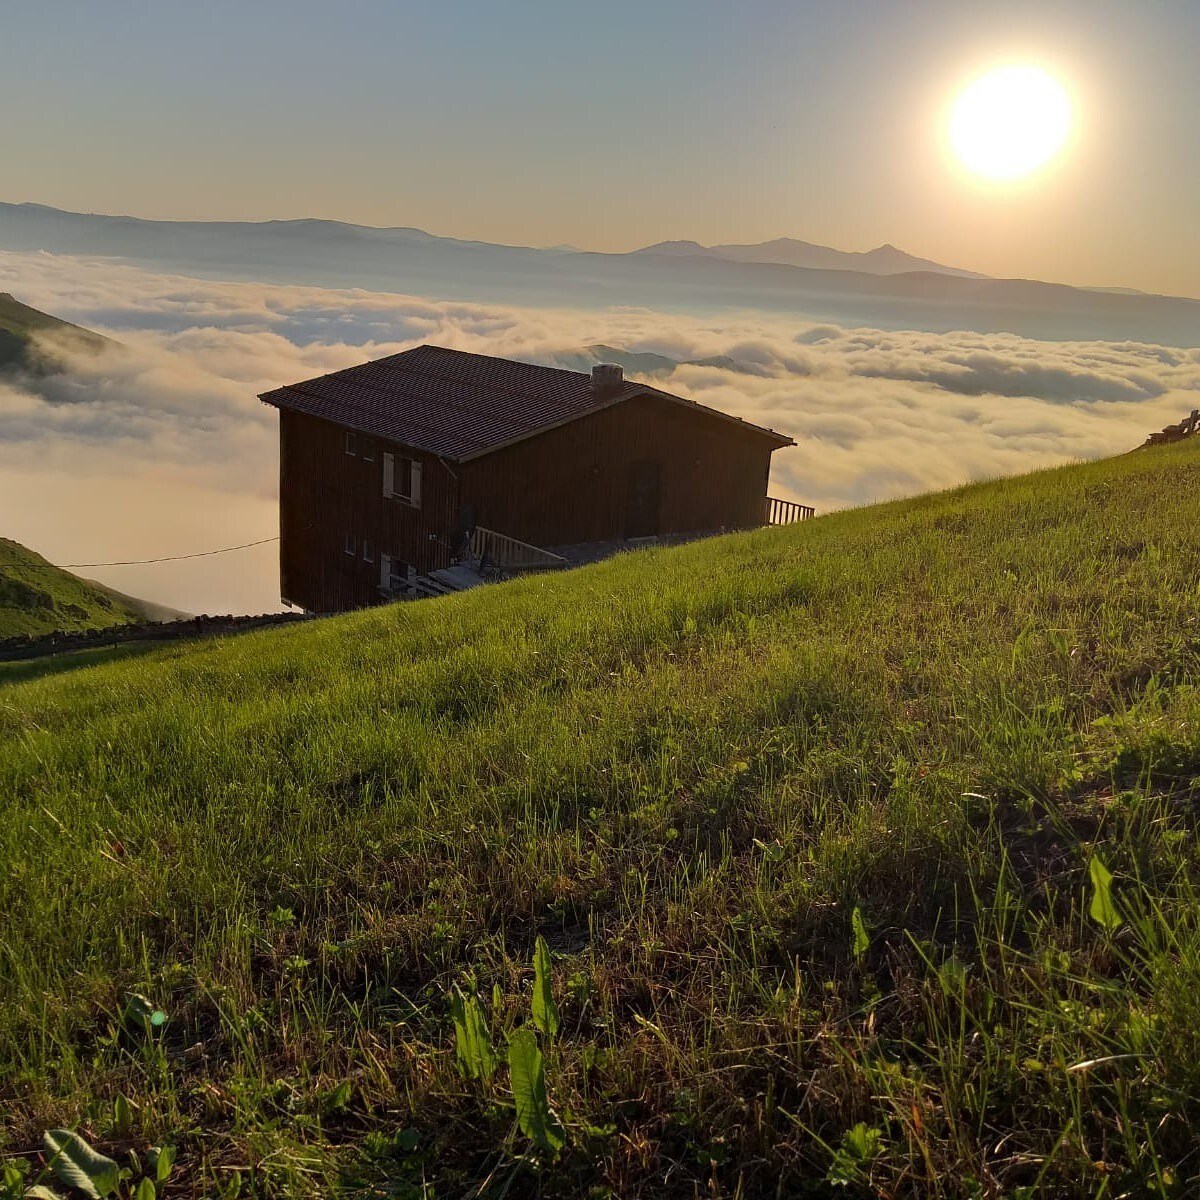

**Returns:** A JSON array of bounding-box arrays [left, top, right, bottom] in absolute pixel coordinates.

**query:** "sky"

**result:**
[[2, 0, 1198, 296]]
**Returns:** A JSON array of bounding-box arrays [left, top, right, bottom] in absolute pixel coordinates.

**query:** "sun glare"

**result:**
[[949, 65, 1073, 182]]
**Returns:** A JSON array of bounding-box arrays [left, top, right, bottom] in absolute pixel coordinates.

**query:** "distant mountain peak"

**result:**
[[633, 235, 986, 279], [637, 239, 709, 256]]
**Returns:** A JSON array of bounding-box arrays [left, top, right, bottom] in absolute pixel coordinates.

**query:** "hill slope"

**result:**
[[3, 442, 1200, 1196], [0, 291, 110, 373], [0, 537, 169, 637]]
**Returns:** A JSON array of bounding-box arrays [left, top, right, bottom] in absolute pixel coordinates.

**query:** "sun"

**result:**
[[949, 65, 1073, 182]]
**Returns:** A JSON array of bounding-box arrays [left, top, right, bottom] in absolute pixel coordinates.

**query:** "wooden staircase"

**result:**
[[406, 564, 485, 599], [468, 527, 569, 576], [394, 527, 567, 602]]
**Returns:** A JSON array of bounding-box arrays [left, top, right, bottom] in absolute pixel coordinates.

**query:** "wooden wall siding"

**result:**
[[279, 411, 460, 612], [458, 394, 774, 550], [277, 396, 779, 613]]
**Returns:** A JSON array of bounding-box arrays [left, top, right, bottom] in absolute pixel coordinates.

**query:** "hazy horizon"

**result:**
[[1, 184, 1193, 305], [2, 196, 977, 267], [1, 195, 1174, 299]]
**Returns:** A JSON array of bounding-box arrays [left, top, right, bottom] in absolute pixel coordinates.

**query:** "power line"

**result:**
[[61, 536, 279, 568]]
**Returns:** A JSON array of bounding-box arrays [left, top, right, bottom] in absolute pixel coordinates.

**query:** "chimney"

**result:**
[[591, 363, 623, 397]]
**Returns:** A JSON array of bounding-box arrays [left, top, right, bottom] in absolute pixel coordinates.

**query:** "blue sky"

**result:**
[[3, 0, 1197, 293]]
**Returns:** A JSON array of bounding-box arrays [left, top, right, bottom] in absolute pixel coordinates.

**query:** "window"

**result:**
[[344, 432, 357, 456], [362, 440, 376, 463], [362, 540, 374, 564], [344, 533, 355, 556], [382, 452, 422, 508]]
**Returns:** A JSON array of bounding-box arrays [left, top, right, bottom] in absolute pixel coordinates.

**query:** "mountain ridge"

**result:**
[[1, 201, 1198, 345], [4, 203, 977, 273], [634, 235, 987, 278]]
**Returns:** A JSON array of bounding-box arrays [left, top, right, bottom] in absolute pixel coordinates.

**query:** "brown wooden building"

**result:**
[[259, 345, 799, 613]]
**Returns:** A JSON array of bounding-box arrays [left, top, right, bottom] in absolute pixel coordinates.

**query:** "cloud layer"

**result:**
[[1, 249, 1196, 614]]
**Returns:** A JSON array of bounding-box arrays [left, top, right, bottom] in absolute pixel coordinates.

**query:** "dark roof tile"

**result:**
[[259, 345, 794, 460]]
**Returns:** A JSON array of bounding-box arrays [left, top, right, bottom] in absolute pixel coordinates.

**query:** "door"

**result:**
[[625, 459, 663, 538]]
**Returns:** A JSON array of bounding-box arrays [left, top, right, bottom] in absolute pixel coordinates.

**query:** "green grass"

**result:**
[[2, 441, 1200, 1198], [0, 538, 171, 638], [0, 641, 166, 687]]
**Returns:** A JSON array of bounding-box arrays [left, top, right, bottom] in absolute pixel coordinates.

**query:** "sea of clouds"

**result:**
[[1, 249, 1196, 615]]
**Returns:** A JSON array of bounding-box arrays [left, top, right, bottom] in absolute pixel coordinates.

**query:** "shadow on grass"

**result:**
[[0, 641, 168, 687]]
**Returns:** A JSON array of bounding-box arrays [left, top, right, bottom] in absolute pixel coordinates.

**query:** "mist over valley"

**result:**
[[0, 229, 1196, 614]]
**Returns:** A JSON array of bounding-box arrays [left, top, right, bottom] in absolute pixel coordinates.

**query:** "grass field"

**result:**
[[0, 538, 170, 639], [0, 642, 165, 687], [2, 439, 1200, 1198]]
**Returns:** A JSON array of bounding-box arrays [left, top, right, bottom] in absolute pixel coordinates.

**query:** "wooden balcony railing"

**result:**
[[468, 526, 569, 575], [766, 496, 815, 525]]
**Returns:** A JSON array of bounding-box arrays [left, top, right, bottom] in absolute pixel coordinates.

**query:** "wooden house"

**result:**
[[259, 345, 804, 613]]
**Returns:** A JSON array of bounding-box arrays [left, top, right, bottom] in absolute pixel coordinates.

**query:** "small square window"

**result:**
[[344, 432, 357, 456], [362, 540, 374, 563], [383, 452, 422, 508], [362, 440, 376, 463], [344, 533, 355, 556]]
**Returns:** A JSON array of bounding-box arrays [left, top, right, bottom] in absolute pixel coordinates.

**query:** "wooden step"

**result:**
[[403, 564, 484, 601], [429, 565, 484, 592]]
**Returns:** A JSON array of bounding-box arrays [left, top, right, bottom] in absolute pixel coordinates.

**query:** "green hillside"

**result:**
[[0, 291, 111, 373], [3, 441, 1200, 1197], [0, 537, 165, 637]]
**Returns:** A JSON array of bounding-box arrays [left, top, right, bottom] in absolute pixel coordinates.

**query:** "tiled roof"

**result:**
[[259, 345, 794, 462]]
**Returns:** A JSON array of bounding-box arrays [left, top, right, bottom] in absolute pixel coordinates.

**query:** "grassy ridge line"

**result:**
[[0, 537, 166, 638], [2, 442, 1200, 1197], [0, 291, 110, 372]]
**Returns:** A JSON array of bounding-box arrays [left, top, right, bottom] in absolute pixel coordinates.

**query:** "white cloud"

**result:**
[[0, 249, 1196, 615]]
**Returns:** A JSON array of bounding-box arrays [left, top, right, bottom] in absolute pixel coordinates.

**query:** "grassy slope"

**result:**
[[0, 537, 162, 637], [0, 303, 169, 638], [0, 292, 110, 372], [2, 441, 1200, 1197]]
